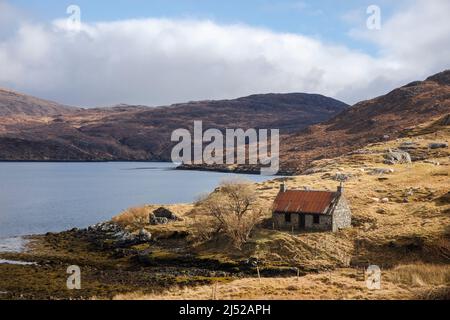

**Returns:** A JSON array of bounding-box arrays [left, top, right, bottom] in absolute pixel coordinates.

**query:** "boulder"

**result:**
[[383, 149, 412, 165], [149, 215, 170, 225], [428, 142, 448, 149], [153, 207, 179, 220], [369, 168, 395, 175], [137, 229, 152, 242], [333, 172, 353, 181]]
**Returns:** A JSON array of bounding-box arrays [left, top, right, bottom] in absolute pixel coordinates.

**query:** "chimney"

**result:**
[[280, 183, 286, 193], [337, 181, 344, 195]]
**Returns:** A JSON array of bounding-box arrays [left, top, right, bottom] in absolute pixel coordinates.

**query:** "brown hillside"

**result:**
[[280, 70, 450, 173], [0, 88, 80, 117], [0, 93, 348, 161]]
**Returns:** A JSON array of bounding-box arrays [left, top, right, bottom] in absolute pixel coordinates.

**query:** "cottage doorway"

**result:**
[[299, 214, 306, 230]]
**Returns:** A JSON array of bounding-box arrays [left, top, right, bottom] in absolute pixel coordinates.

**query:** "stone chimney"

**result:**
[[337, 181, 344, 195], [280, 183, 286, 193]]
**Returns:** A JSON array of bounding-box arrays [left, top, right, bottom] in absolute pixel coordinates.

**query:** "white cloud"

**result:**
[[0, 0, 448, 107], [350, 0, 450, 78]]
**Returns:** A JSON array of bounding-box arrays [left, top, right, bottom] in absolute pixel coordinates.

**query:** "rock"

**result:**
[[88, 221, 122, 234], [383, 149, 412, 165], [424, 160, 440, 166], [369, 168, 394, 175], [114, 230, 135, 242], [137, 229, 152, 242], [149, 215, 169, 225], [149, 207, 180, 225], [334, 172, 353, 181], [399, 141, 418, 150], [303, 167, 325, 175], [153, 207, 179, 220], [428, 142, 448, 149], [244, 257, 260, 267], [370, 197, 380, 203], [381, 198, 389, 203]]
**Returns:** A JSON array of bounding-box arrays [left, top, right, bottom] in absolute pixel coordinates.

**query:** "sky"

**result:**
[[0, 0, 449, 107]]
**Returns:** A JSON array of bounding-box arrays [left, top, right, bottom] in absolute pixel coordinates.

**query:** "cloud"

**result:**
[[0, 0, 448, 107], [350, 0, 450, 76]]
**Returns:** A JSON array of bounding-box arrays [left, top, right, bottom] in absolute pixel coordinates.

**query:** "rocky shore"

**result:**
[[0, 219, 300, 300]]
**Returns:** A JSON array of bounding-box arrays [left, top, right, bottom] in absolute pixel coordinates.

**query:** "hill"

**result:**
[[0, 88, 80, 117], [278, 70, 450, 173], [0, 92, 348, 161]]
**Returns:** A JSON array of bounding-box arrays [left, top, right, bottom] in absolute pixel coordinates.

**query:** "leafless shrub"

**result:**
[[190, 215, 217, 242], [192, 179, 267, 249]]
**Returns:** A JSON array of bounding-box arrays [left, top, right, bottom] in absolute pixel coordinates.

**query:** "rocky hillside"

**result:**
[[0, 88, 80, 117], [279, 70, 450, 173], [0, 92, 348, 161]]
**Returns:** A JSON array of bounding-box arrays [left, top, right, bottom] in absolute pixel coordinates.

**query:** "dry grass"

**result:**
[[114, 268, 414, 300], [112, 204, 194, 232], [388, 263, 450, 287], [111, 121, 449, 300], [113, 206, 149, 230]]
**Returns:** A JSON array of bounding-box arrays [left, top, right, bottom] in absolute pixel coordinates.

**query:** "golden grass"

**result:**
[[112, 204, 194, 232], [114, 268, 414, 300], [388, 263, 450, 287], [111, 120, 449, 300], [113, 206, 149, 230]]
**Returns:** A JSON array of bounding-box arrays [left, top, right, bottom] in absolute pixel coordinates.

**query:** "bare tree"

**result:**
[[192, 179, 266, 249]]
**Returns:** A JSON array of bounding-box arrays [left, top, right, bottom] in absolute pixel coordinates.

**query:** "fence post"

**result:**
[[256, 264, 261, 284]]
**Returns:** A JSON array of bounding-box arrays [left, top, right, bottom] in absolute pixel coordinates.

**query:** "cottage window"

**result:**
[[285, 213, 291, 223], [313, 215, 320, 224]]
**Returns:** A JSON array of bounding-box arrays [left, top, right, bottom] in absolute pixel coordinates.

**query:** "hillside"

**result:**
[[279, 70, 450, 173], [0, 70, 448, 174], [2, 115, 448, 300], [0, 92, 348, 161], [0, 88, 80, 117]]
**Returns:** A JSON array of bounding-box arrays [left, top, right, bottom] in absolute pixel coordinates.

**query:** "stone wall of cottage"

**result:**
[[305, 214, 332, 231], [332, 196, 352, 232], [273, 212, 332, 231], [273, 212, 299, 230]]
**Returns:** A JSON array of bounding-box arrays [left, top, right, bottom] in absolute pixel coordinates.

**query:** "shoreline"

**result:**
[[0, 160, 297, 176]]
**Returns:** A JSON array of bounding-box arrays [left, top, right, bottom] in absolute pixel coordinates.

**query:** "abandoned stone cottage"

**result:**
[[272, 183, 351, 232]]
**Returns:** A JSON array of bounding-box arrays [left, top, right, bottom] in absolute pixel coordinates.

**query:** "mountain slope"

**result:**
[[279, 70, 450, 173], [0, 92, 349, 161], [0, 88, 80, 117]]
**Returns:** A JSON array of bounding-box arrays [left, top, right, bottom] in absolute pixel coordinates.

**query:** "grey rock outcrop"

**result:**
[[137, 228, 152, 242], [149, 215, 169, 225], [428, 142, 448, 149], [149, 207, 180, 225], [383, 149, 412, 165], [369, 168, 395, 175]]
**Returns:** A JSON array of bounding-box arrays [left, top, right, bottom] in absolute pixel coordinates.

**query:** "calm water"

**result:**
[[0, 162, 270, 238]]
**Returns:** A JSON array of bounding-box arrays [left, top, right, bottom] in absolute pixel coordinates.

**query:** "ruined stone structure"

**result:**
[[272, 183, 351, 232]]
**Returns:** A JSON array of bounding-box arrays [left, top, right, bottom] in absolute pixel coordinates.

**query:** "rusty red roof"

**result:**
[[273, 190, 338, 215]]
